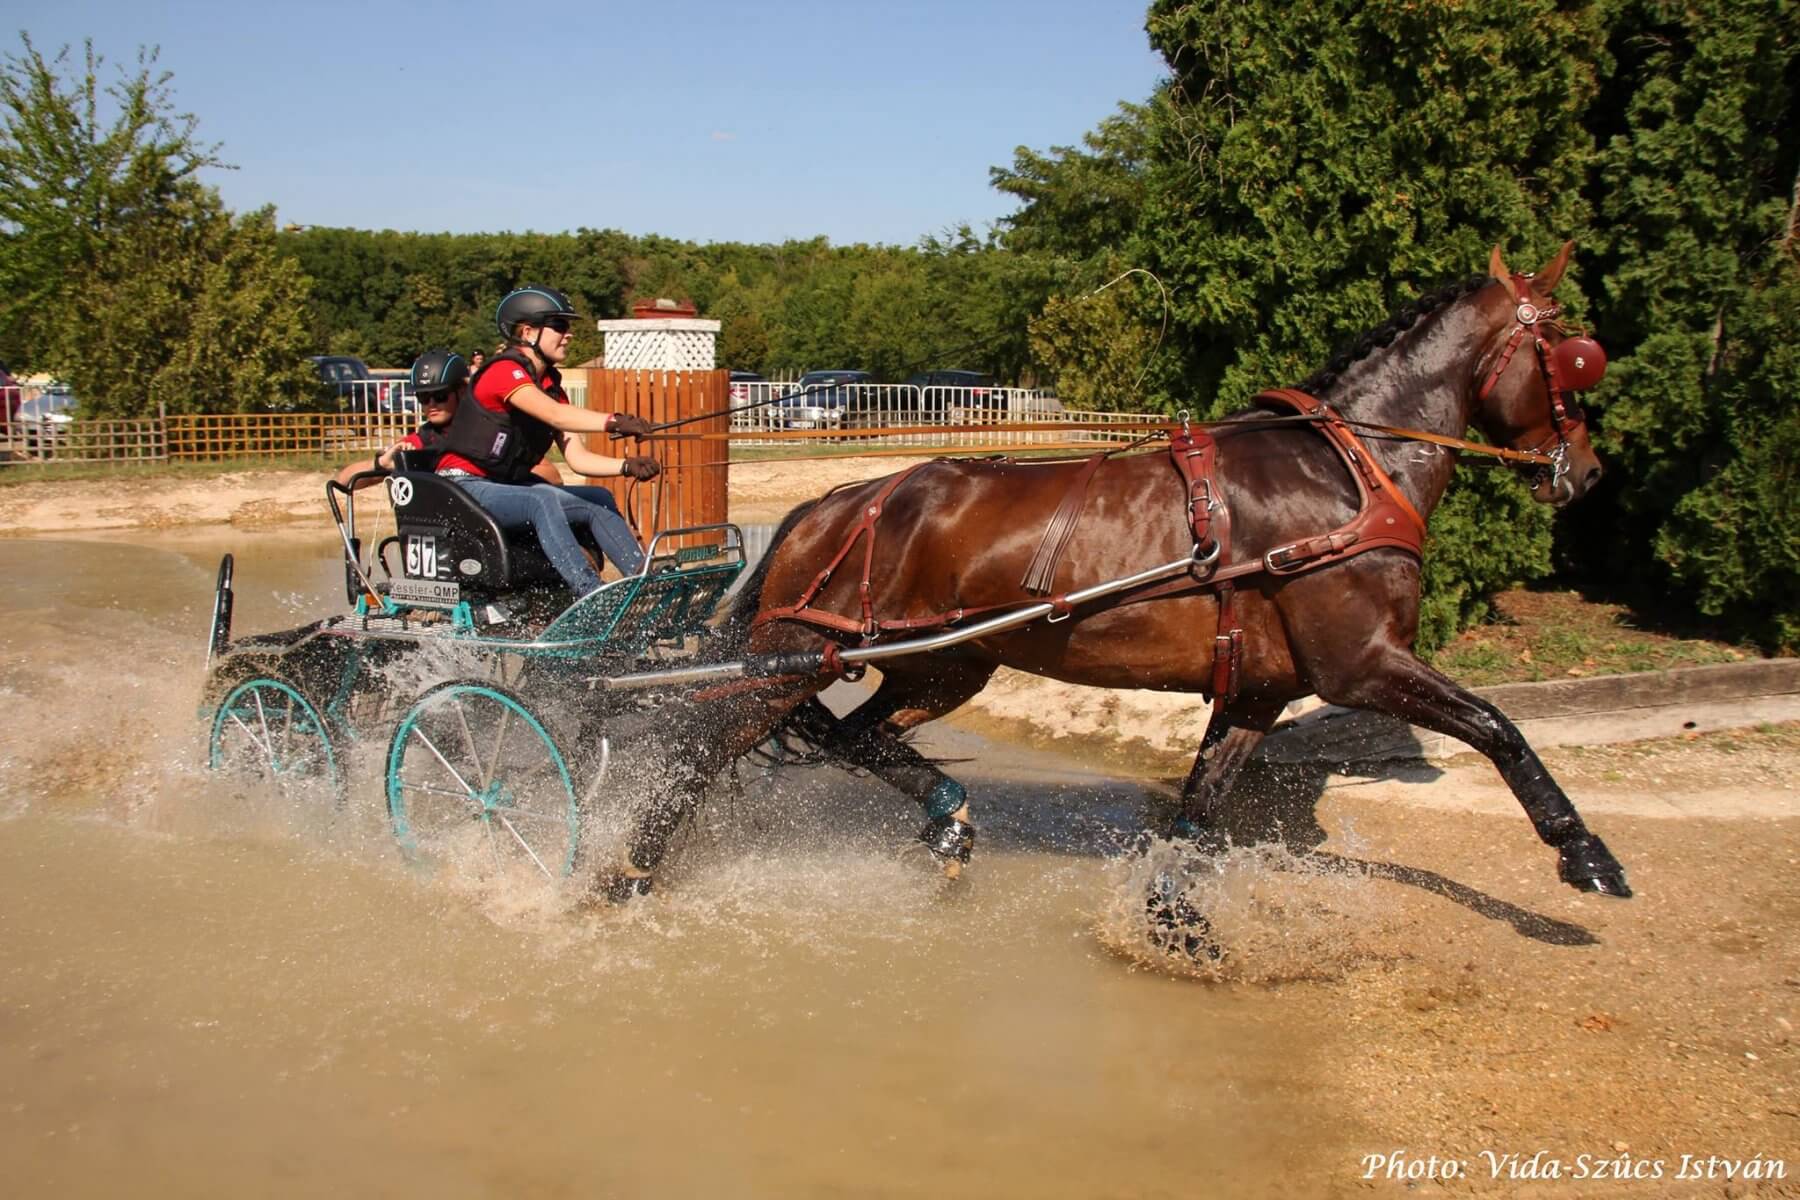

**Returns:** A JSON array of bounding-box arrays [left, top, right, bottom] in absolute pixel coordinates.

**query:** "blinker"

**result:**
[[1553, 336, 1607, 390]]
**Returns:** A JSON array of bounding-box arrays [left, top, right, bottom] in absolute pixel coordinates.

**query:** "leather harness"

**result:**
[[752, 388, 1429, 707]]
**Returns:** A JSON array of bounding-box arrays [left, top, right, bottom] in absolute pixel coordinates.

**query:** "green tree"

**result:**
[[72, 191, 314, 415], [1569, 0, 1800, 647], [1139, 0, 1601, 412], [991, 103, 1154, 273], [1026, 271, 1165, 411], [0, 36, 224, 371], [0, 35, 313, 412]]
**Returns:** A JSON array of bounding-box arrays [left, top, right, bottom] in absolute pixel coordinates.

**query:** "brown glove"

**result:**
[[620, 455, 661, 480], [606, 412, 654, 440]]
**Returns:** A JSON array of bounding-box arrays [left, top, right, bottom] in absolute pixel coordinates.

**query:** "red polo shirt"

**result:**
[[436, 360, 569, 477]]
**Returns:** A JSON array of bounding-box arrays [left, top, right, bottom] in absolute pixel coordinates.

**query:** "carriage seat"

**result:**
[[380, 449, 591, 599]]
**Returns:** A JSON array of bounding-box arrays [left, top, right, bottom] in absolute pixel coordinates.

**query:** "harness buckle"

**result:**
[[1188, 478, 1215, 515]]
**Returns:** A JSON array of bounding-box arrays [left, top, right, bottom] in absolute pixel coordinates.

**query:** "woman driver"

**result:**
[[435, 286, 659, 595]]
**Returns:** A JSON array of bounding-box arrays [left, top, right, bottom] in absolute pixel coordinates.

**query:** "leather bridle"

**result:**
[[1476, 275, 1599, 501]]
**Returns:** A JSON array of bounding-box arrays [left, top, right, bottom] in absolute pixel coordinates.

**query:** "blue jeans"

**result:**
[[549, 484, 646, 577], [456, 479, 644, 594]]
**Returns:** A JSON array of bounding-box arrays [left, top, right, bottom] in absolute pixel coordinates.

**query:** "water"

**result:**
[[0, 529, 1376, 1197]]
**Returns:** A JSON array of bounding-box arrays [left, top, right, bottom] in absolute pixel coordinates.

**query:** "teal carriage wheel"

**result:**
[[208, 677, 341, 794], [385, 682, 580, 881]]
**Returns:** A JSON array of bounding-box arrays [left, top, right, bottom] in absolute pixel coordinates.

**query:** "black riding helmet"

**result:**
[[496, 285, 582, 342], [409, 349, 469, 397]]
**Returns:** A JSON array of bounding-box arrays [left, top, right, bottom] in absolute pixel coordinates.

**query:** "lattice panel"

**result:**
[[598, 319, 720, 371]]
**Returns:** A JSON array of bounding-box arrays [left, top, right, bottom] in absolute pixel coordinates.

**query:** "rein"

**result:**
[[1334, 418, 1557, 467]]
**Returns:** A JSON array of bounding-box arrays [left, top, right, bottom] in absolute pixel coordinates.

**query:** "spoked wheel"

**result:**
[[385, 682, 580, 882], [208, 677, 341, 797]]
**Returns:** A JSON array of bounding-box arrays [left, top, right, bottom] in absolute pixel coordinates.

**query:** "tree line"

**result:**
[[2, 6, 1794, 649]]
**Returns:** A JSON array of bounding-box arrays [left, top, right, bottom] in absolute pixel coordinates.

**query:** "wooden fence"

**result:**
[[164, 412, 418, 460], [0, 418, 166, 464], [0, 409, 417, 465]]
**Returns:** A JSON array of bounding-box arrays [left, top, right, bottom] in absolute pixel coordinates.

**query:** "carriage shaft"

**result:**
[[594, 555, 1200, 692]]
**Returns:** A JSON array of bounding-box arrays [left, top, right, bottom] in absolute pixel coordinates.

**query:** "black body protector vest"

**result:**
[[439, 349, 564, 483]]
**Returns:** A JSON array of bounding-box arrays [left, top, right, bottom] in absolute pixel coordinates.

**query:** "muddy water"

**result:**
[[1, 531, 1366, 1197]]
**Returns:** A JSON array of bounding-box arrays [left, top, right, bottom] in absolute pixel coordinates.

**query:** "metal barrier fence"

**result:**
[[727, 383, 1155, 448]]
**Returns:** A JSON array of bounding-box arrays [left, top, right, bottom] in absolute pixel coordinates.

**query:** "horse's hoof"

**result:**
[[1574, 872, 1633, 899], [596, 872, 655, 905], [1145, 876, 1223, 963], [919, 814, 975, 866], [1558, 835, 1632, 899]]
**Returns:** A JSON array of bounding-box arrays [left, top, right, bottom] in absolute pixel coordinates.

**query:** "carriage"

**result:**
[[200, 454, 749, 883]]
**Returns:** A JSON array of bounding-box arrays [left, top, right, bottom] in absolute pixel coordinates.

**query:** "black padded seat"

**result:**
[[381, 450, 590, 598]]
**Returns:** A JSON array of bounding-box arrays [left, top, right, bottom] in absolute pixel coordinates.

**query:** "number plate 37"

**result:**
[[405, 534, 438, 578]]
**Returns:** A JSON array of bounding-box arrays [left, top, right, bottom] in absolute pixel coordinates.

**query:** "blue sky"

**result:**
[[12, 1, 1167, 245]]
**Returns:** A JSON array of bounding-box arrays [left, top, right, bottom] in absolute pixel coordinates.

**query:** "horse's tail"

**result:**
[[715, 497, 822, 656]]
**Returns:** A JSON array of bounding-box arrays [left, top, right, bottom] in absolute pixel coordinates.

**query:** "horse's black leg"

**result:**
[[794, 694, 978, 874], [1320, 649, 1630, 898], [590, 681, 824, 905], [1164, 699, 1287, 850], [1147, 700, 1285, 961], [590, 749, 705, 903], [794, 660, 995, 874]]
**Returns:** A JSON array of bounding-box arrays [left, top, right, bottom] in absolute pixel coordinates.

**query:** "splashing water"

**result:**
[[1095, 833, 1403, 985]]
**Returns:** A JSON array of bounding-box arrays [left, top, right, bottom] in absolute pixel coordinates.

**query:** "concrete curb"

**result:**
[[1261, 658, 1800, 764]]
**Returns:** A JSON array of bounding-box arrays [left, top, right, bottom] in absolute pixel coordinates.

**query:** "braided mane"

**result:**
[[1295, 275, 1490, 395]]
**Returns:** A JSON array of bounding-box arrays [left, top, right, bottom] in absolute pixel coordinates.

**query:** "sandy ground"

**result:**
[[1303, 756, 1798, 1198], [950, 720, 1800, 1198]]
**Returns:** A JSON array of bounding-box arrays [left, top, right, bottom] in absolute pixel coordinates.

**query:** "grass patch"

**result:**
[[1431, 588, 1760, 686]]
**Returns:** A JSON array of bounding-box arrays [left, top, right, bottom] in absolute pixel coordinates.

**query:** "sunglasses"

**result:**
[[541, 316, 572, 334], [419, 391, 454, 405]]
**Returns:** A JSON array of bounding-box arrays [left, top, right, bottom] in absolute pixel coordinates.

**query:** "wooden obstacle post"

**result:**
[[582, 301, 728, 546]]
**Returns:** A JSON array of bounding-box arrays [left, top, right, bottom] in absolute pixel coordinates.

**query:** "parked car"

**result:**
[[728, 370, 766, 405], [779, 370, 874, 428], [907, 369, 999, 416], [309, 355, 400, 412], [17, 386, 76, 457]]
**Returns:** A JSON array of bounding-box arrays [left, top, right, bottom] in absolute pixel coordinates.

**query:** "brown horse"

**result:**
[[595, 243, 1629, 914]]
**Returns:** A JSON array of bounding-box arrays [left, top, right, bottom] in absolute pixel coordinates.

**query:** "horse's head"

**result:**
[[1472, 242, 1606, 506]]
